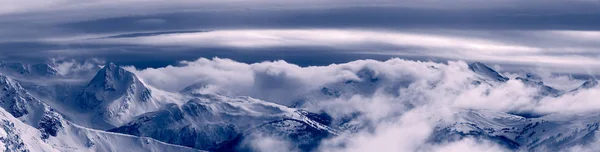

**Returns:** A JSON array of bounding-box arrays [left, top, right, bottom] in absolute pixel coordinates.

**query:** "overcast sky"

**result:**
[[1, 0, 599, 75]]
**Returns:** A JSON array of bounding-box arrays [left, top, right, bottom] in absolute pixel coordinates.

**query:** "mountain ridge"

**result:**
[[1, 60, 599, 151]]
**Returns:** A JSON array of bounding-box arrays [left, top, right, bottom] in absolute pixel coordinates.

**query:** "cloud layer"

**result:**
[[123, 57, 599, 151], [1, 0, 599, 75], [63, 29, 597, 74], [127, 57, 598, 113]]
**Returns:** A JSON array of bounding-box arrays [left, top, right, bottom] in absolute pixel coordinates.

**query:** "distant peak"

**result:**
[[469, 62, 486, 67], [468, 62, 489, 72], [103, 62, 118, 71], [468, 62, 508, 82], [85, 63, 130, 92], [95, 63, 133, 80], [0, 74, 21, 88], [525, 73, 542, 81], [515, 73, 544, 85], [0, 74, 12, 84], [0, 62, 58, 77], [581, 79, 599, 89], [80, 61, 151, 109]]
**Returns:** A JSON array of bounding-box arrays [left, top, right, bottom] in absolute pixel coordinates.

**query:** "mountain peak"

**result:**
[[89, 62, 131, 91], [0, 74, 30, 117], [0, 62, 58, 77], [580, 79, 598, 89], [79, 63, 151, 109], [104, 62, 118, 71], [516, 76, 562, 97], [468, 62, 509, 82], [0, 74, 17, 87], [525, 73, 542, 81]]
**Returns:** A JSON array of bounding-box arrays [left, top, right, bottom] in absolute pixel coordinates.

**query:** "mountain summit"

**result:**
[[580, 79, 598, 89], [468, 62, 509, 82], [77, 63, 158, 127], [79, 63, 151, 109], [0, 61, 58, 77]]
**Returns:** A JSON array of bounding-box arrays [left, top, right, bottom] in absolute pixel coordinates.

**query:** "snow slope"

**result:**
[[0, 74, 64, 139], [468, 62, 509, 82], [0, 106, 201, 152], [1, 72, 202, 152], [110, 93, 337, 151], [434, 109, 600, 151]]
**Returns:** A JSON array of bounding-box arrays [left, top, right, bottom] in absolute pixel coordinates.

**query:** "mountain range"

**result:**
[[0, 59, 597, 151]]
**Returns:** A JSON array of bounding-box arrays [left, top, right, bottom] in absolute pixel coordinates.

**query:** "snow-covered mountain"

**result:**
[[0, 72, 202, 151], [0, 62, 59, 78], [0, 105, 201, 152], [0, 74, 63, 139], [433, 109, 600, 151], [76, 63, 185, 128], [468, 63, 563, 97], [468, 62, 509, 82], [1, 59, 599, 152], [570, 79, 599, 92], [292, 66, 409, 108], [109, 94, 337, 151], [515, 73, 563, 97], [78, 63, 152, 109], [215, 116, 335, 152]]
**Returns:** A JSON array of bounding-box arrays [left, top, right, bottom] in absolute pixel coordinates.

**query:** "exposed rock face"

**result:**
[[0, 74, 64, 139]]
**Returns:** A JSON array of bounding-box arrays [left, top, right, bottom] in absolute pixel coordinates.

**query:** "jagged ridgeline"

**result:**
[[0, 62, 336, 151], [0, 60, 598, 151]]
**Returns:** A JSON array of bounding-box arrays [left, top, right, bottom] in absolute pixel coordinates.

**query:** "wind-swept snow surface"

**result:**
[[0, 104, 200, 152]]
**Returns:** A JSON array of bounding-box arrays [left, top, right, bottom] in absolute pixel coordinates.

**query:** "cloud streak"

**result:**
[[50, 29, 600, 74], [2, 0, 598, 18]]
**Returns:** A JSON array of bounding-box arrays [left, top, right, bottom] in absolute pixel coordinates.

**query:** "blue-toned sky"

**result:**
[[1, 0, 599, 75]]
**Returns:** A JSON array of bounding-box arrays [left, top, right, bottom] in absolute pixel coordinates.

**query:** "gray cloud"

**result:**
[[2, 0, 598, 19], [135, 18, 166, 25], [41, 29, 600, 74], [1, 0, 599, 74]]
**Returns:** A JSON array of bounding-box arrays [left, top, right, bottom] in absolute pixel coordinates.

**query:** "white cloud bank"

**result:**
[[127, 57, 598, 114], [122, 57, 600, 151], [50, 58, 104, 76]]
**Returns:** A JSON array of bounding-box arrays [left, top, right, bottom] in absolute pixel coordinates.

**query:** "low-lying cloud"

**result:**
[[127, 57, 597, 113], [101, 57, 600, 151]]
